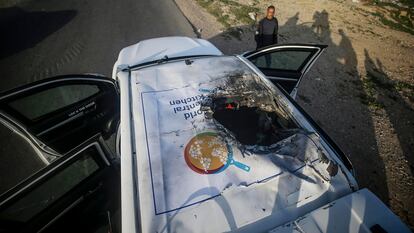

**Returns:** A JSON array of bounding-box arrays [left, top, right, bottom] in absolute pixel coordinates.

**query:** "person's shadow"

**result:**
[[312, 10, 330, 40], [364, 49, 414, 174]]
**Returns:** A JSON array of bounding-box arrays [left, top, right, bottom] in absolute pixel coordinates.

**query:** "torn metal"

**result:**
[[201, 72, 298, 146], [200, 71, 339, 181]]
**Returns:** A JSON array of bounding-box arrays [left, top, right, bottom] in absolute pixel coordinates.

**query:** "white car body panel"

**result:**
[[112, 36, 222, 78], [269, 189, 410, 233], [118, 71, 139, 233]]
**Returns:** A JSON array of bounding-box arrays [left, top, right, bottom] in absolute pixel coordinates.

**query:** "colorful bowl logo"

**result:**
[[184, 132, 250, 174]]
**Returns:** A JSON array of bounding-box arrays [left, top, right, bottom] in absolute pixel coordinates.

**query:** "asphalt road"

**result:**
[[0, 0, 196, 92], [0, 0, 195, 206]]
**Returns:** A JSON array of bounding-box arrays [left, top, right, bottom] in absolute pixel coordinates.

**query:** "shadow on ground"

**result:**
[[0, 7, 76, 59], [363, 50, 414, 175]]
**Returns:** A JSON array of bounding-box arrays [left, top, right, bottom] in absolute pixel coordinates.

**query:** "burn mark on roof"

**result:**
[[199, 71, 340, 180], [201, 72, 299, 147]]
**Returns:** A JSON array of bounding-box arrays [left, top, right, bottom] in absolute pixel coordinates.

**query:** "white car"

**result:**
[[0, 37, 410, 233]]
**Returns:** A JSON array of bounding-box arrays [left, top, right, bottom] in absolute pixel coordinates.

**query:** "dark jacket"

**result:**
[[255, 17, 278, 49]]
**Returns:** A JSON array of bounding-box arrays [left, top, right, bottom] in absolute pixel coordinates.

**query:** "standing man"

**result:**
[[255, 5, 279, 49]]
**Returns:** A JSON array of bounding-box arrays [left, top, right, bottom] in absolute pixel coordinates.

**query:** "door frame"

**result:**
[[0, 74, 119, 154], [0, 134, 114, 232], [244, 44, 327, 98]]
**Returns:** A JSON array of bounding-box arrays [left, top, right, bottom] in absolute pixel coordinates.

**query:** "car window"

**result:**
[[8, 84, 99, 121], [0, 145, 101, 222], [250, 50, 312, 71], [0, 122, 51, 195]]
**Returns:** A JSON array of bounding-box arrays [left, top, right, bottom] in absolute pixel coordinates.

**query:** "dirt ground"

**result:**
[[175, 0, 414, 228]]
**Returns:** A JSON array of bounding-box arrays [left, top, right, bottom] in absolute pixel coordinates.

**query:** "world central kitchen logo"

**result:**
[[184, 132, 250, 174], [169, 94, 205, 120]]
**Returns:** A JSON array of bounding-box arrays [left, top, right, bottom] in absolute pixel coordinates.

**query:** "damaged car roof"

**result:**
[[125, 55, 357, 232]]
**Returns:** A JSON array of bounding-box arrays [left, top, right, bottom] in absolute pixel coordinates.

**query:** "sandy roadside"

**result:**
[[175, 0, 414, 228]]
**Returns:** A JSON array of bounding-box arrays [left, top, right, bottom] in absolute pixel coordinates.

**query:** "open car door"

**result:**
[[244, 44, 327, 98], [0, 74, 120, 232], [0, 135, 120, 233], [0, 75, 119, 155]]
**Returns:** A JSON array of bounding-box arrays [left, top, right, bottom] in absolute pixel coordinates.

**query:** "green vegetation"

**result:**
[[229, 1, 259, 25], [367, 70, 414, 93], [195, 0, 259, 28], [359, 74, 385, 109], [372, 0, 414, 8], [359, 69, 414, 109], [369, 0, 414, 35], [195, 0, 231, 28], [372, 11, 414, 35]]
